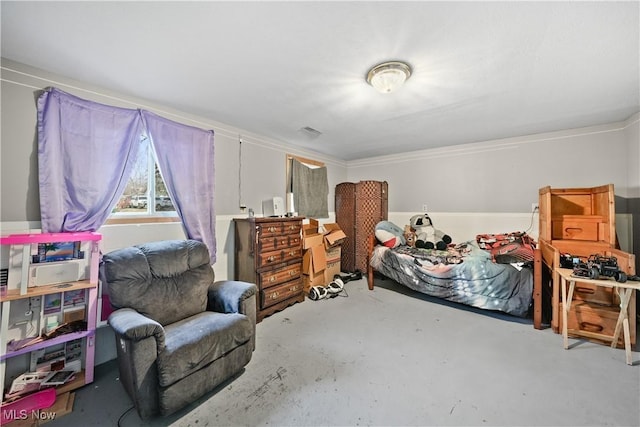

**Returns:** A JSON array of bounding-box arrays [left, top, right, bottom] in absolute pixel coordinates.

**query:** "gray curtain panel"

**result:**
[[292, 159, 329, 218]]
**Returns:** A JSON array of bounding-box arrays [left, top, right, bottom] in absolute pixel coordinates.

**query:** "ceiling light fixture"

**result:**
[[366, 61, 412, 94]]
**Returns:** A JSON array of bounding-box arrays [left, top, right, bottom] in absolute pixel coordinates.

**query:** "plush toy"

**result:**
[[409, 213, 452, 250], [403, 225, 416, 247], [375, 221, 406, 248]]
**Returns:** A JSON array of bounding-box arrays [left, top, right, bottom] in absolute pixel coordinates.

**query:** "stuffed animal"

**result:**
[[403, 225, 416, 247], [375, 221, 405, 248], [409, 213, 452, 250]]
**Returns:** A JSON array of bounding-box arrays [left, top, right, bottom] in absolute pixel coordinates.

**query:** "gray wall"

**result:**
[[2, 58, 638, 367], [346, 118, 638, 214], [344, 114, 639, 272], [0, 58, 348, 223], [1, 57, 638, 252], [624, 115, 640, 273]]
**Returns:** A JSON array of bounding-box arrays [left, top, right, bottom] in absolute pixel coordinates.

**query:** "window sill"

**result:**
[[105, 216, 180, 225]]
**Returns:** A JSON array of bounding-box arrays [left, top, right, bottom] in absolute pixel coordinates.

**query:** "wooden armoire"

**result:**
[[335, 181, 388, 273]]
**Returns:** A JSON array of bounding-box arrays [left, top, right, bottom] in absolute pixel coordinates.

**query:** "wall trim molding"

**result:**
[[347, 120, 633, 168], [0, 221, 42, 232], [1, 60, 347, 169]]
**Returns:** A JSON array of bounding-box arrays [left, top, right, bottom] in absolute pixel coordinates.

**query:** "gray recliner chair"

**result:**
[[102, 239, 257, 419]]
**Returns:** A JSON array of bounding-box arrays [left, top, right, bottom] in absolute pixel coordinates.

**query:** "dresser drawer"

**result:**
[[259, 234, 302, 252], [551, 216, 602, 241], [257, 221, 301, 237], [258, 247, 302, 268], [261, 278, 303, 308], [259, 263, 302, 289], [257, 222, 284, 237], [569, 281, 616, 306], [559, 301, 632, 348], [282, 221, 302, 235]]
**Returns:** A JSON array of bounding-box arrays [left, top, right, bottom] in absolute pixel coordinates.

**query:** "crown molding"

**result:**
[[346, 119, 632, 168]]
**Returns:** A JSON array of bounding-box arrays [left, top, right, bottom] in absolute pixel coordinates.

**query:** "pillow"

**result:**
[[375, 221, 406, 248]]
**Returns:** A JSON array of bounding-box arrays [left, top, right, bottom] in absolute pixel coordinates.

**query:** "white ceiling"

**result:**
[[2, 1, 639, 161]]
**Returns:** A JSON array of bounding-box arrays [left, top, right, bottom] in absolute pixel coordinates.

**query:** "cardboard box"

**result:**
[[303, 233, 324, 250], [303, 219, 344, 292], [322, 223, 346, 249], [324, 260, 341, 283], [325, 246, 341, 263], [302, 245, 326, 275], [324, 247, 341, 283], [303, 219, 325, 249], [303, 270, 326, 293], [303, 218, 320, 236]]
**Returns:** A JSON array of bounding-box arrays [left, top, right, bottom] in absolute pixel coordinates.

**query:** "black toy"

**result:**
[[572, 254, 627, 283]]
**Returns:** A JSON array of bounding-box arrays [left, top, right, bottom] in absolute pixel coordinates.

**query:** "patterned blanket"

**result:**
[[370, 241, 533, 317]]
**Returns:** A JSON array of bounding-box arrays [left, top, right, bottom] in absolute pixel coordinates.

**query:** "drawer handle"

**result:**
[[564, 227, 583, 234], [580, 322, 603, 333], [289, 251, 296, 256], [289, 225, 296, 230], [267, 255, 276, 262], [289, 270, 295, 276], [271, 292, 279, 299], [269, 276, 276, 282], [575, 287, 595, 294], [280, 240, 286, 245], [290, 286, 299, 292], [268, 226, 277, 232]]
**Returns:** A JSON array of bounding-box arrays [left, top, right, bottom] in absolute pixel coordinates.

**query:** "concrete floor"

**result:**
[[46, 277, 640, 427]]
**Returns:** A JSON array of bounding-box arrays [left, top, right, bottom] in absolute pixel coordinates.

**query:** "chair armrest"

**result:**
[[108, 308, 166, 350], [207, 280, 257, 314], [208, 280, 258, 352], [108, 308, 164, 418]]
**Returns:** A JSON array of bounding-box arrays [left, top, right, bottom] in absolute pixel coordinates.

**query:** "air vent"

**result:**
[[299, 126, 322, 139]]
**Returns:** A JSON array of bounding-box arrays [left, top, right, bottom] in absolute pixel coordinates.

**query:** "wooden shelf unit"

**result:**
[[539, 184, 615, 244], [537, 184, 636, 348], [0, 232, 101, 404], [0, 281, 95, 303]]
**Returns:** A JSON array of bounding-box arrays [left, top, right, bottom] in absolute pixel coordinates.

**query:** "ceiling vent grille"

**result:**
[[299, 126, 322, 139]]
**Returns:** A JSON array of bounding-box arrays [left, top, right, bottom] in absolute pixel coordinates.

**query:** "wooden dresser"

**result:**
[[538, 184, 636, 347], [233, 217, 305, 322]]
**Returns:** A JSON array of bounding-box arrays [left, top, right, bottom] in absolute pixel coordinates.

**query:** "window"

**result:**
[[111, 139, 176, 217]]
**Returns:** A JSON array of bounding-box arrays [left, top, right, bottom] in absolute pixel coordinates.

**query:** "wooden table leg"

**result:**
[[561, 277, 576, 350], [562, 277, 568, 349], [623, 318, 631, 365], [611, 288, 633, 365], [552, 269, 560, 332]]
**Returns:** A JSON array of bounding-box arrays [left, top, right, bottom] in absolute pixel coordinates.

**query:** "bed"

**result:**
[[367, 234, 542, 320]]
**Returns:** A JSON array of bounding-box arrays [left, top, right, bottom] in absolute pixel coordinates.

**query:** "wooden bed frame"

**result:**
[[367, 234, 544, 328]]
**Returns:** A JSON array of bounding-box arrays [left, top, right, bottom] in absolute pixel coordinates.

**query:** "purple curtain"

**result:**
[[141, 111, 217, 264], [37, 88, 144, 232]]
